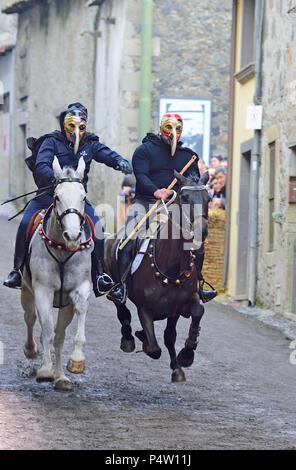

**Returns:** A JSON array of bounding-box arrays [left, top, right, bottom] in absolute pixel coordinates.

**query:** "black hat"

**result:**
[[67, 102, 88, 116]]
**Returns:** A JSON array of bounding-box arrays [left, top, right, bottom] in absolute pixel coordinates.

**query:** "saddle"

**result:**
[[26, 211, 44, 243]]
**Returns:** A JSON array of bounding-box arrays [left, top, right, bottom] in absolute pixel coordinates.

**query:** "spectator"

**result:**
[[208, 175, 223, 209], [210, 154, 222, 169], [198, 158, 207, 174], [220, 156, 228, 169], [118, 175, 136, 229], [214, 167, 227, 209]]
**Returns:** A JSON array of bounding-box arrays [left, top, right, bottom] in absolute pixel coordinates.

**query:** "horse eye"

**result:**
[[55, 195, 60, 202]]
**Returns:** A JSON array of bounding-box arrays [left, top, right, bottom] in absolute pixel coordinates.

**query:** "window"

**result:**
[[268, 142, 276, 252], [0, 92, 10, 114], [240, 0, 256, 69]]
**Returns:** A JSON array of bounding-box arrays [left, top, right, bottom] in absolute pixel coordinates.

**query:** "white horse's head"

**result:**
[[52, 156, 86, 250]]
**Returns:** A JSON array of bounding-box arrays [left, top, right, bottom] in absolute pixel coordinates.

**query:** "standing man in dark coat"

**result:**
[[108, 113, 217, 304], [4, 102, 132, 297]]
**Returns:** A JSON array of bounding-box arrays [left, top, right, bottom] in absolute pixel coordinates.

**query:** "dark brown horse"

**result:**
[[104, 171, 210, 382]]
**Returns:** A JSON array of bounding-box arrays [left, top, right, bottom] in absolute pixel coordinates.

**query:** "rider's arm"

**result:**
[[132, 147, 158, 197], [91, 140, 128, 169], [34, 137, 56, 188]]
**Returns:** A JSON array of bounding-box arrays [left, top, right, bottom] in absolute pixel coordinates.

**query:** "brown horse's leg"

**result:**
[[116, 303, 135, 353], [164, 316, 186, 383], [137, 307, 161, 359], [177, 297, 204, 368]]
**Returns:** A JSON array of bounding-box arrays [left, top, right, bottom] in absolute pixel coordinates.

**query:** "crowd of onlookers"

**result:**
[[198, 154, 227, 210]]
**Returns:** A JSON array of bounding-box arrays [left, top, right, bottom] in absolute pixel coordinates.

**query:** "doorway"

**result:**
[[235, 139, 253, 299]]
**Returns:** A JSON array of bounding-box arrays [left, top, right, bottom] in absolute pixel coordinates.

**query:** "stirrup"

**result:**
[[106, 282, 127, 304], [96, 273, 115, 295], [198, 278, 217, 304]]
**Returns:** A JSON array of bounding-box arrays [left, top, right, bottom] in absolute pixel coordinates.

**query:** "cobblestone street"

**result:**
[[0, 216, 295, 450]]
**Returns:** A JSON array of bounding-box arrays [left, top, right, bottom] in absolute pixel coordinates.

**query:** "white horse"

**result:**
[[21, 157, 93, 391]]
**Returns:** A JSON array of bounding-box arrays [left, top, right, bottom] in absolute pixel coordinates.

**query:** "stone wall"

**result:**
[[10, 0, 98, 197], [0, 0, 17, 204], [152, 0, 232, 156], [0, 0, 17, 48], [257, 0, 296, 316]]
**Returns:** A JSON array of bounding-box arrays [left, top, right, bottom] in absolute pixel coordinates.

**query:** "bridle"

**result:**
[[38, 176, 93, 253], [53, 177, 86, 229], [179, 183, 209, 226]]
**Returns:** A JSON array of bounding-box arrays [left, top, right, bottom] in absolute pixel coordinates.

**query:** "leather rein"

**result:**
[[38, 177, 93, 309], [139, 183, 208, 285]]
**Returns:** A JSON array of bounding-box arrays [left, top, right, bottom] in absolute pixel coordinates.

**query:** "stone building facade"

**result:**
[[3, 0, 232, 226], [256, 0, 296, 318], [0, 0, 17, 203], [227, 0, 296, 318]]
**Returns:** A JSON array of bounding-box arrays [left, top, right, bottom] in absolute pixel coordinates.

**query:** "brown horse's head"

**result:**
[[174, 170, 210, 244]]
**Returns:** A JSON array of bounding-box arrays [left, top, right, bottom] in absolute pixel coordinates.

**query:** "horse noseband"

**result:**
[[56, 207, 85, 228]]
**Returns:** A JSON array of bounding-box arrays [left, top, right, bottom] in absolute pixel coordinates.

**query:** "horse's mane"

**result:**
[[60, 166, 76, 178], [188, 175, 200, 184]]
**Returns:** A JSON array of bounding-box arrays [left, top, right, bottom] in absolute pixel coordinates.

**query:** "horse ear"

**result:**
[[76, 157, 86, 179], [174, 170, 187, 184], [200, 171, 209, 185], [52, 156, 62, 178]]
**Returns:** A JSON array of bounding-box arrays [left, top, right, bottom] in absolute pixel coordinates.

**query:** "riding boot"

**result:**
[[91, 238, 115, 297], [193, 248, 217, 303], [3, 225, 27, 288], [107, 240, 133, 304]]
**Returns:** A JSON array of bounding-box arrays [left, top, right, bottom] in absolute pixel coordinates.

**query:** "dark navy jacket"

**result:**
[[132, 133, 200, 198], [35, 131, 125, 192]]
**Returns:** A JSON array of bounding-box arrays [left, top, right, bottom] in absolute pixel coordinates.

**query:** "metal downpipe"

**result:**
[[248, 0, 264, 306]]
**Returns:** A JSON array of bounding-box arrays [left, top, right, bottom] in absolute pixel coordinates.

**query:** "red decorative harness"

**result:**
[[39, 204, 93, 252]]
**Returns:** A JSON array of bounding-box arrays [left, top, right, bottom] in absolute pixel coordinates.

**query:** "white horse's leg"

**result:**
[[53, 305, 74, 391], [34, 284, 55, 382], [21, 283, 38, 359], [67, 280, 90, 374]]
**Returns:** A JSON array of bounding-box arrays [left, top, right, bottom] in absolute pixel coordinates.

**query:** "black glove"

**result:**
[[115, 159, 132, 175]]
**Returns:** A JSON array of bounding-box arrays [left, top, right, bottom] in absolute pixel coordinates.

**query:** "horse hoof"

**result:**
[[177, 348, 195, 368], [54, 377, 72, 392], [120, 337, 135, 353], [36, 368, 54, 383], [24, 344, 38, 359], [171, 368, 186, 383], [67, 359, 85, 374], [145, 345, 161, 360]]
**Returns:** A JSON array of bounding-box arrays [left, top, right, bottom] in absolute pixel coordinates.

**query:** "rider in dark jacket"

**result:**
[[107, 113, 217, 304], [4, 102, 132, 296]]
